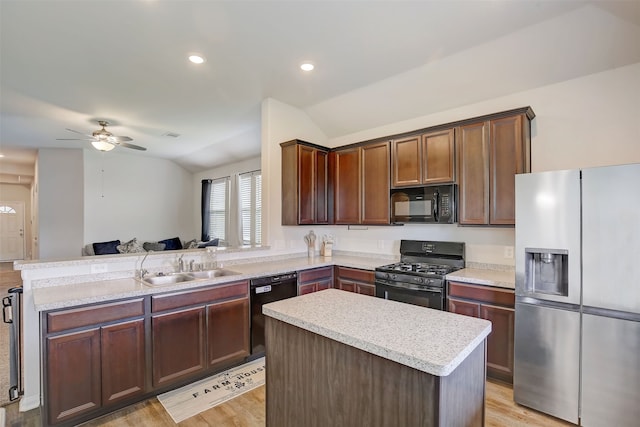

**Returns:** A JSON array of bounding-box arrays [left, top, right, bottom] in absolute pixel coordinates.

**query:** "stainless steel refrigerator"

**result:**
[[514, 163, 640, 426]]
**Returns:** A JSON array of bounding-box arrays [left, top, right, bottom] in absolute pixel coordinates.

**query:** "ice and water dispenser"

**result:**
[[524, 248, 569, 296]]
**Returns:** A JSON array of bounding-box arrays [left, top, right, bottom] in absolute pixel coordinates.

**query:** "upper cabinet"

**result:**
[[333, 141, 390, 225], [281, 140, 330, 225], [457, 109, 533, 225], [391, 128, 455, 188]]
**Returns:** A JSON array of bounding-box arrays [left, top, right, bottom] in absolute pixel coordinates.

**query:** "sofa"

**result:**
[[82, 237, 219, 256]]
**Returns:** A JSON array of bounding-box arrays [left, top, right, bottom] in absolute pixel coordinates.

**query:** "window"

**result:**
[[208, 177, 230, 243], [239, 170, 262, 245]]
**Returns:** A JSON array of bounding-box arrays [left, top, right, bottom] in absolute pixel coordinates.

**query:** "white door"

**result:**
[[0, 201, 25, 261]]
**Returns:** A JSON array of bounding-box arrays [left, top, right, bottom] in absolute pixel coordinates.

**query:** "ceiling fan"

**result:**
[[57, 121, 147, 152]]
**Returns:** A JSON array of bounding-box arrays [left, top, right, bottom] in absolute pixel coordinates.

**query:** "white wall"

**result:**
[[262, 63, 640, 266], [83, 149, 195, 247], [37, 148, 84, 259], [192, 156, 262, 246], [0, 183, 32, 259]]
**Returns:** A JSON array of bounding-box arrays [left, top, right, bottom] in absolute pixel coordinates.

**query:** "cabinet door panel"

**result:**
[[448, 298, 481, 317], [47, 329, 101, 424], [152, 307, 206, 387], [101, 319, 146, 405], [208, 298, 250, 368], [457, 122, 489, 225], [490, 115, 523, 225], [392, 136, 422, 187], [356, 283, 375, 296], [316, 278, 332, 291], [337, 279, 356, 293], [298, 145, 316, 224], [316, 150, 329, 224], [361, 142, 390, 224], [481, 303, 515, 383], [298, 283, 316, 295], [334, 148, 361, 224], [423, 129, 455, 184]]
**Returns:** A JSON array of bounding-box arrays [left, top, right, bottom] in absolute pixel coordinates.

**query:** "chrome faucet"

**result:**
[[177, 254, 185, 272], [139, 250, 152, 279]]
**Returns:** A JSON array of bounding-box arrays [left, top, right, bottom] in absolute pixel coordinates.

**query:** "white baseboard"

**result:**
[[19, 394, 40, 412]]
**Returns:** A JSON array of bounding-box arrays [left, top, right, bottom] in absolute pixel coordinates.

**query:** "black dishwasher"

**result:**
[[250, 272, 298, 356]]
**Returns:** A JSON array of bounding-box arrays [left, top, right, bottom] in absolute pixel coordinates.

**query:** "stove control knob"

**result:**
[[416, 277, 424, 284], [390, 274, 396, 280]]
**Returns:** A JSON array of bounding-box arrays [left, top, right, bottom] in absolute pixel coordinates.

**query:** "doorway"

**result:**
[[0, 201, 25, 261]]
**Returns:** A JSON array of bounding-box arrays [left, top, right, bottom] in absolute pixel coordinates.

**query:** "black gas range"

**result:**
[[375, 240, 465, 310]]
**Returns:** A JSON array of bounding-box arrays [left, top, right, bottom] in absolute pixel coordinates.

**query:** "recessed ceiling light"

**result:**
[[189, 54, 206, 64], [300, 62, 314, 71]]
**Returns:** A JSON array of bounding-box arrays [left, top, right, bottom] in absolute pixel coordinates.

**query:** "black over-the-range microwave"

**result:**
[[390, 184, 457, 224]]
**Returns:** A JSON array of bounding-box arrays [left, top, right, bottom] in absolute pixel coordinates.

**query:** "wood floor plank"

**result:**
[[5, 380, 575, 426]]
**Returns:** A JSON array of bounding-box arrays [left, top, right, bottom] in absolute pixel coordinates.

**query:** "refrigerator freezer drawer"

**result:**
[[581, 313, 640, 427], [514, 302, 580, 424]]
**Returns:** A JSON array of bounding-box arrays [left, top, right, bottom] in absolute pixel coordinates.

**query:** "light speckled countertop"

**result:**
[[32, 254, 391, 311], [446, 268, 515, 289], [263, 289, 491, 377]]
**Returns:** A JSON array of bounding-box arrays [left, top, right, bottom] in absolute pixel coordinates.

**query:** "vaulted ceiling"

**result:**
[[1, 0, 639, 178]]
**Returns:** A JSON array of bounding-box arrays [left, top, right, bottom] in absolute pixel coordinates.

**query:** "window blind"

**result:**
[[209, 177, 229, 242], [239, 170, 262, 245]]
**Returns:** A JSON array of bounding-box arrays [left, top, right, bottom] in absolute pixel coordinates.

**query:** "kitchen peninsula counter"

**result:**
[[263, 289, 492, 426]]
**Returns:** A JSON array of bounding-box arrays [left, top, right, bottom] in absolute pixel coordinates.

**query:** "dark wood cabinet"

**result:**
[[151, 280, 249, 388], [457, 109, 532, 225], [151, 306, 206, 387], [46, 328, 102, 424], [298, 266, 333, 295], [43, 299, 146, 425], [333, 147, 361, 224], [333, 142, 390, 224], [335, 266, 375, 296], [101, 319, 146, 405], [391, 129, 455, 188], [447, 281, 515, 383], [281, 139, 330, 225]]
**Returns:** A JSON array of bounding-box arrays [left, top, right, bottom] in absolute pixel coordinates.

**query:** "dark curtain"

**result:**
[[201, 179, 212, 241]]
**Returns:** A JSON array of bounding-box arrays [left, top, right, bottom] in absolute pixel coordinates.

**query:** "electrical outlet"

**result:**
[[91, 264, 108, 274], [504, 246, 514, 259]]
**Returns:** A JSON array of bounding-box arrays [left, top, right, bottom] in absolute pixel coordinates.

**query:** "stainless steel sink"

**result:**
[[187, 268, 241, 279], [142, 273, 194, 286]]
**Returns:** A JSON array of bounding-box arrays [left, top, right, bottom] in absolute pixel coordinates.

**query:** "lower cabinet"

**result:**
[[298, 266, 333, 295], [42, 280, 250, 426], [44, 299, 146, 425], [335, 266, 375, 296], [447, 281, 515, 383]]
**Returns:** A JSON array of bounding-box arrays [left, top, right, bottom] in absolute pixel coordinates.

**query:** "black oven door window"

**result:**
[[375, 283, 443, 310]]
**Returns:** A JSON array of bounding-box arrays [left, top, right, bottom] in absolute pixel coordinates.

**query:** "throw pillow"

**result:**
[[143, 242, 166, 252], [158, 237, 183, 251], [93, 240, 121, 255], [183, 239, 198, 249], [117, 238, 144, 254]]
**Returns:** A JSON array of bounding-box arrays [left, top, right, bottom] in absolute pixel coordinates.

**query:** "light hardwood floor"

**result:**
[[3, 380, 573, 426]]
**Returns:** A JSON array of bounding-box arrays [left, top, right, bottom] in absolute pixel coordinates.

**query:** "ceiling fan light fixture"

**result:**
[[91, 140, 115, 152]]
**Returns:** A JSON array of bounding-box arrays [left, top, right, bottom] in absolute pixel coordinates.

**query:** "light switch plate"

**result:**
[[91, 264, 108, 274]]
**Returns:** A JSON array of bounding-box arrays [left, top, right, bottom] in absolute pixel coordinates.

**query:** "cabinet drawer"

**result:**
[[152, 280, 248, 313], [448, 281, 514, 306], [298, 267, 333, 283], [335, 267, 374, 283], [47, 299, 145, 333]]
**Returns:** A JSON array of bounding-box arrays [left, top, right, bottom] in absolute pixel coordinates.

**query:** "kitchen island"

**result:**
[[263, 289, 492, 427]]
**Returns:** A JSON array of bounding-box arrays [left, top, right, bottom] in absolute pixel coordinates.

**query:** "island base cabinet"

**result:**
[[265, 317, 485, 427]]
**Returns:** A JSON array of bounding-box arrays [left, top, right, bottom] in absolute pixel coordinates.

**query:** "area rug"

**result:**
[[157, 356, 265, 423]]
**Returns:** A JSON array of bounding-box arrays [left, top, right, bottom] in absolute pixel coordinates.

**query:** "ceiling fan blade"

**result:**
[[111, 135, 133, 142], [65, 128, 93, 137], [116, 141, 147, 151], [56, 138, 93, 141]]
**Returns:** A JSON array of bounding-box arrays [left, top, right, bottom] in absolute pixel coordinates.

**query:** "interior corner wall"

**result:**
[[261, 98, 328, 251], [37, 148, 84, 260], [83, 150, 195, 247]]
